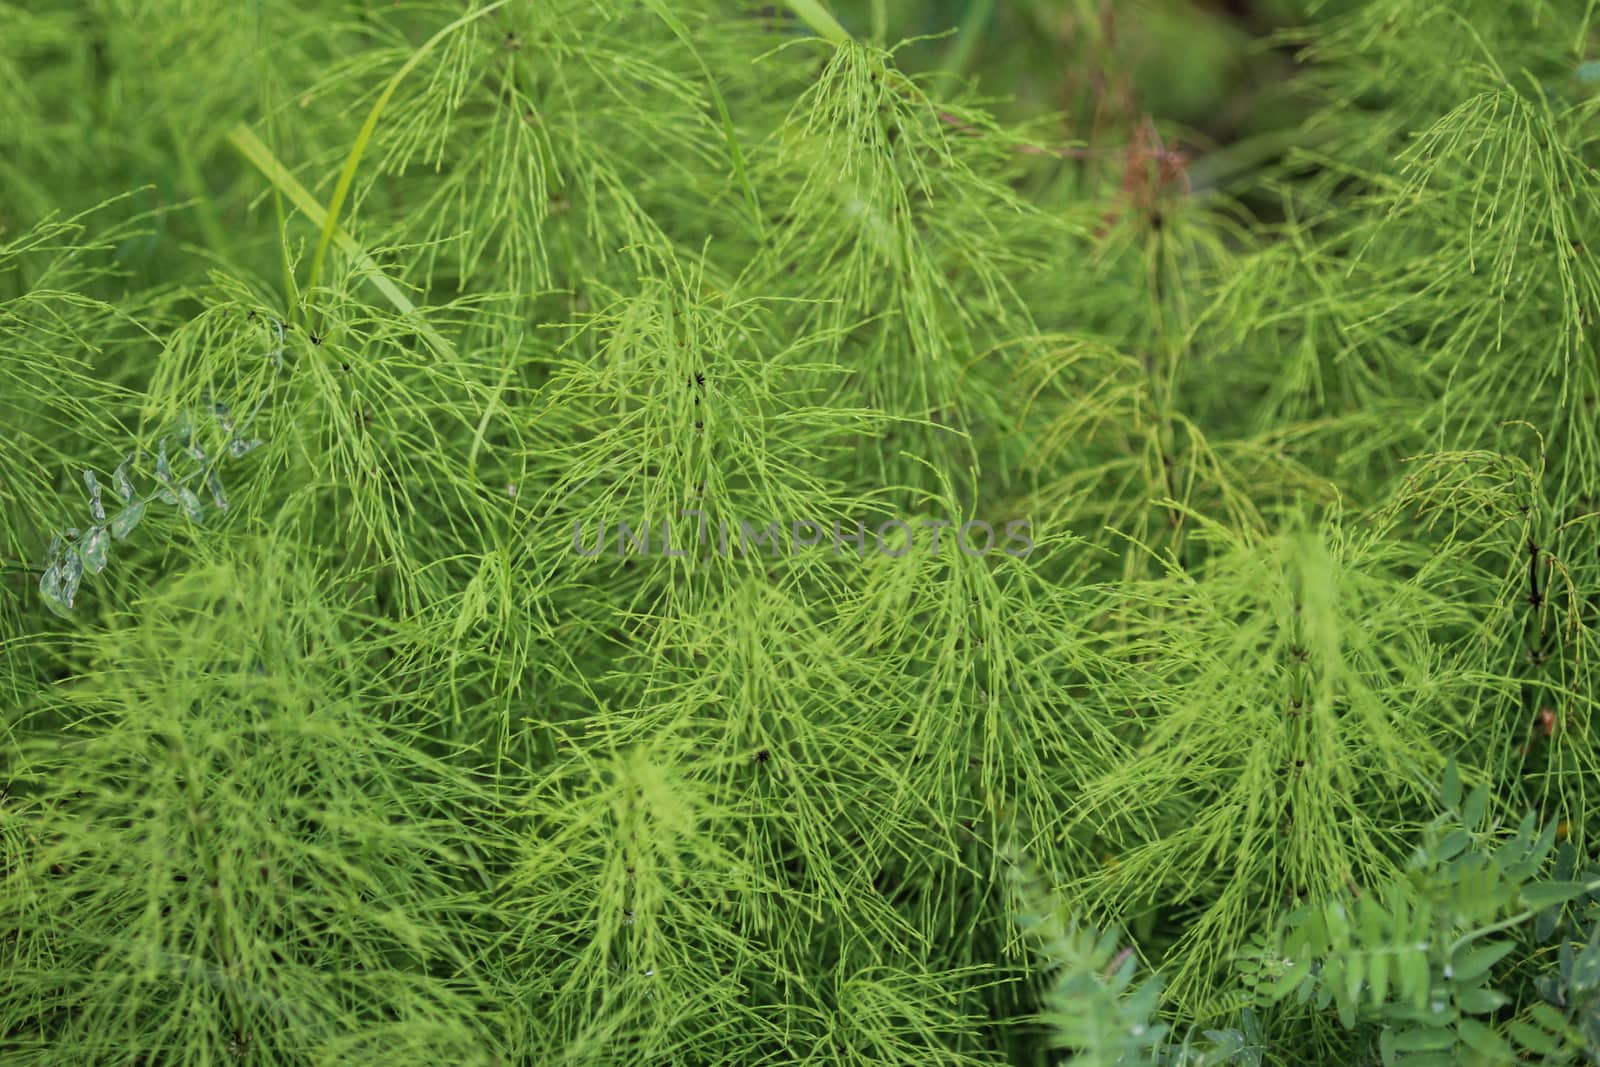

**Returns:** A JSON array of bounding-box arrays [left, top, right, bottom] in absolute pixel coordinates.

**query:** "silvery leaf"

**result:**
[[61, 550, 83, 607], [178, 487, 205, 523], [114, 454, 136, 502], [206, 471, 229, 512], [84, 469, 105, 522], [80, 526, 109, 574], [39, 562, 63, 604], [111, 500, 146, 540]]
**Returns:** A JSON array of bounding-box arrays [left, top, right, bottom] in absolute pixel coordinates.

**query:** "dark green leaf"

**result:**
[[1449, 940, 1516, 985], [1453, 987, 1507, 1015], [1391, 1025, 1455, 1051], [1437, 829, 1472, 862], [1535, 905, 1560, 942], [1442, 759, 1462, 810], [1554, 842, 1579, 882], [1506, 819, 1560, 882], [1461, 785, 1489, 831], [1530, 1003, 1569, 1030], [1535, 972, 1565, 1007], [1522, 882, 1591, 910], [206, 470, 228, 512], [1455, 1018, 1511, 1060], [1507, 1020, 1559, 1055]]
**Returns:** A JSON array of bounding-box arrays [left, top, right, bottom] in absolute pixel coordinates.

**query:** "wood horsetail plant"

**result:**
[[3, 0, 1600, 1064]]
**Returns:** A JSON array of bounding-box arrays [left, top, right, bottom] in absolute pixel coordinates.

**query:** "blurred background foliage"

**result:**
[[818, 0, 1363, 242]]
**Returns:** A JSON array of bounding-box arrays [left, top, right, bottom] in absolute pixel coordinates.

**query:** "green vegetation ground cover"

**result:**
[[3, 1, 1600, 1063]]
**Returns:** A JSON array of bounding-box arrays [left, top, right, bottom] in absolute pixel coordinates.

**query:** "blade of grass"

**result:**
[[226, 123, 457, 360], [784, 0, 853, 45], [254, 0, 299, 321]]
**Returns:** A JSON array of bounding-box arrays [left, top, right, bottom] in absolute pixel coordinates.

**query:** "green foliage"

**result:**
[[3, 1, 1600, 1064], [1532, 912, 1600, 1061], [1247, 763, 1600, 1064], [1008, 848, 1267, 1066], [1009, 851, 1173, 1066]]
